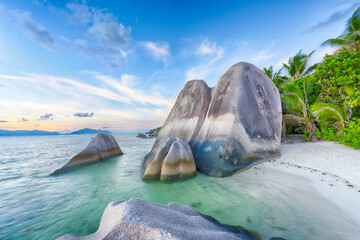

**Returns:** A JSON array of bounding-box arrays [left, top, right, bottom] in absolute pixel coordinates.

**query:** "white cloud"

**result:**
[[185, 49, 224, 81], [249, 45, 279, 65], [194, 38, 219, 56], [140, 41, 170, 62], [0, 72, 173, 108], [51, 2, 131, 68], [184, 40, 281, 84], [65, 2, 92, 25], [0, 71, 174, 130], [310, 46, 337, 65], [95, 74, 174, 108]]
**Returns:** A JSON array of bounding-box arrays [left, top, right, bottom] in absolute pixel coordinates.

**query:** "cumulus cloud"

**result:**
[[11, 9, 55, 49], [0, 120, 8, 123], [18, 118, 28, 122], [140, 41, 170, 63], [303, 3, 359, 33], [39, 113, 54, 120], [73, 112, 94, 117], [61, 2, 131, 67], [65, 2, 92, 25]]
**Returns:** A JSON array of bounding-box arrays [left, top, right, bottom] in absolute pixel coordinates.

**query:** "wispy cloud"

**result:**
[[303, 3, 359, 33], [0, 71, 174, 108], [96, 73, 174, 108], [309, 46, 337, 65], [10, 9, 55, 49], [184, 39, 279, 84], [74, 112, 94, 117], [139, 41, 170, 63], [18, 118, 28, 122], [194, 38, 220, 56], [185, 48, 224, 81]]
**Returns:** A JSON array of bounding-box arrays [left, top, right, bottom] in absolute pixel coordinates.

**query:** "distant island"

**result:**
[[0, 129, 60, 136], [69, 128, 111, 135], [0, 128, 111, 136]]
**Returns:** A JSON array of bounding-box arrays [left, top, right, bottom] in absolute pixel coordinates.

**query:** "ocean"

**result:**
[[0, 134, 352, 239]]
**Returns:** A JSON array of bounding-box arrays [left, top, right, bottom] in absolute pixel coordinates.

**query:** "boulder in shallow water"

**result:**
[[51, 132, 123, 175], [143, 137, 196, 181], [57, 198, 256, 240], [137, 133, 147, 138], [153, 62, 282, 177]]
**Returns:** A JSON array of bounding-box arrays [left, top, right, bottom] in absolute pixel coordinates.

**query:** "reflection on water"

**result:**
[[0, 134, 358, 240]]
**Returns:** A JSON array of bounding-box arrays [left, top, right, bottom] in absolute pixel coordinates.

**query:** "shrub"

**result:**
[[318, 118, 360, 149], [313, 49, 360, 111]]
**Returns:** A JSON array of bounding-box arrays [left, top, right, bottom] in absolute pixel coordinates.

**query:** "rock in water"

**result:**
[[57, 198, 256, 240], [154, 62, 282, 177], [137, 133, 147, 138], [143, 137, 196, 181], [51, 133, 123, 175]]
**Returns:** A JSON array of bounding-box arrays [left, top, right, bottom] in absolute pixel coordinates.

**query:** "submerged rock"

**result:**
[[57, 198, 256, 240], [137, 133, 147, 138], [153, 62, 282, 177], [143, 137, 196, 181], [51, 133, 123, 175]]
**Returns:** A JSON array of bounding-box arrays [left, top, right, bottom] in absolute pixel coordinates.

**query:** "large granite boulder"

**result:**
[[51, 133, 123, 175], [154, 62, 282, 177], [57, 198, 256, 240], [143, 137, 196, 181]]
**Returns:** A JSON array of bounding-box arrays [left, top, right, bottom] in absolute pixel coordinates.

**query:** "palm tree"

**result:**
[[281, 77, 347, 141], [321, 7, 360, 50], [263, 66, 289, 93], [282, 50, 317, 81]]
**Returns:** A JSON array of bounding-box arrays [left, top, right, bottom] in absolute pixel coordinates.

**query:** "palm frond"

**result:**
[[321, 38, 347, 47], [282, 114, 302, 126], [311, 103, 346, 128], [281, 93, 306, 117]]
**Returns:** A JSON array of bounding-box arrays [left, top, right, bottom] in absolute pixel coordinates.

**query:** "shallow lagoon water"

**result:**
[[0, 134, 357, 240]]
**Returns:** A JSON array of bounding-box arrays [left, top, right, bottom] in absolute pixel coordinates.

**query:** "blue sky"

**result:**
[[0, 0, 358, 133]]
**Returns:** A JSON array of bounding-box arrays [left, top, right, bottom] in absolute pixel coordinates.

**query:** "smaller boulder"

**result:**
[[137, 133, 147, 138], [143, 137, 196, 181], [57, 198, 256, 240], [51, 133, 123, 175]]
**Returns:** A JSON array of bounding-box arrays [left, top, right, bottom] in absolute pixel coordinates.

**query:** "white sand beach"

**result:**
[[242, 141, 360, 239]]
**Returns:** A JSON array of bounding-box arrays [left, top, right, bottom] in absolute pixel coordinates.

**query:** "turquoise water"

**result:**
[[0, 134, 356, 240]]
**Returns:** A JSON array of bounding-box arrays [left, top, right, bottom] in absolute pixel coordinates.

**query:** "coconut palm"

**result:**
[[282, 50, 317, 81], [281, 77, 347, 141], [321, 7, 360, 49], [263, 66, 289, 93]]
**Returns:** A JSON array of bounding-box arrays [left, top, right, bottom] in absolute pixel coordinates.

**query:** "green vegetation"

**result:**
[[271, 7, 360, 149], [321, 7, 360, 49], [282, 50, 317, 81], [263, 66, 289, 93]]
